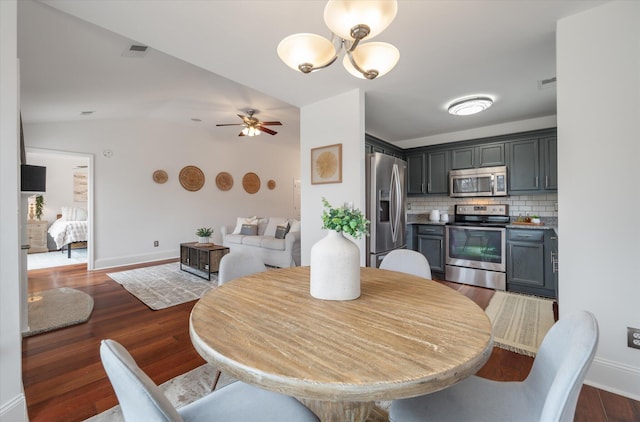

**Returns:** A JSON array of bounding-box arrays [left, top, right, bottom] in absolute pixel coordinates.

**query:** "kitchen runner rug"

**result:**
[[485, 291, 555, 357], [107, 262, 217, 310], [23, 287, 94, 337], [84, 364, 391, 422]]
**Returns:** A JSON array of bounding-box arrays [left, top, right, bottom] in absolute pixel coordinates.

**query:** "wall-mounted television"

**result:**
[[21, 164, 46, 193]]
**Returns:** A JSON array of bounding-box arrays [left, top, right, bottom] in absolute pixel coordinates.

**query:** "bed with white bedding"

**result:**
[[48, 207, 88, 258]]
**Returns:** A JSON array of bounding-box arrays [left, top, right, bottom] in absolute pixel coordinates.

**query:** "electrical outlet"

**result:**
[[153, 240, 159, 247], [627, 327, 640, 350]]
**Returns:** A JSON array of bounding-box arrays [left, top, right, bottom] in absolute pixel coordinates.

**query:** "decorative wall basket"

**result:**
[[242, 172, 261, 194], [310, 230, 360, 300], [215, 172, 233, 191], [152, 170, 168, 184], [267, 179, 276, 190], [179, 166, 205, 191]]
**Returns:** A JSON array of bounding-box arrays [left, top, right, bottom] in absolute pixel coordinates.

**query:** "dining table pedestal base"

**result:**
[[298, 398, 375, 422]]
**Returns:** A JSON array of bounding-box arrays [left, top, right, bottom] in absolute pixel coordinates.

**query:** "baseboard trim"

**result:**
[[0, 393, 28, 421], [94, 251, 178, 271], [585, 356, 640, 401]]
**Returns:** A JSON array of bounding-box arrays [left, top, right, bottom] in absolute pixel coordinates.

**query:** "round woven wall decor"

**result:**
[[242, 172, 261, 194], [152, 170, 168, 184], [215, 172, 234, 191], [267, 179, 276, 190], [179, 166, 205, 191]]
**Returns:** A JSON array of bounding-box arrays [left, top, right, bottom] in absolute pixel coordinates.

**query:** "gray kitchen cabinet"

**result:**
[[508, 136, 557, 193], [414, 225, 445, 276], [541, 136, 557, 190], [426, 151, 449, 194], [407, 154, 426, 194], [507, 229, 557, 298], [508, 138, 540, 192], [450, 143, 505, 170], [407, 151, 448, 195]]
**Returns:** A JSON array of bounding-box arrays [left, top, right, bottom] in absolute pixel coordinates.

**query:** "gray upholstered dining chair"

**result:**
[[389, 310, 599, 422], [379, 249, 432, 279], [218, 251, 266, 285], [100, 339, 319, 422]]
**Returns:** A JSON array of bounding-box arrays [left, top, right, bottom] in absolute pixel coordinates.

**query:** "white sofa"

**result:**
[[221, 217, 301, 268]]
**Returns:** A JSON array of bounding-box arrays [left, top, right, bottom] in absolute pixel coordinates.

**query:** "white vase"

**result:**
[[198, 237, 210, 244], [310, 230, 360, 300]]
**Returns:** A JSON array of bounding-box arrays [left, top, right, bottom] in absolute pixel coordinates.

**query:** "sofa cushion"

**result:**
[[256, 217, 269, 236], [242, 235, 264, 247], [289, 219, 301, 233], [261, 237, 286, 251], [224, 234, 245, 245], [264, 217, 289, 237], [275, 224, 290, 239]]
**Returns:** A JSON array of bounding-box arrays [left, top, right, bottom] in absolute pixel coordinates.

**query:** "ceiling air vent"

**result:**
[[538, 76, 557, 90], [122, 44, 149, 58]]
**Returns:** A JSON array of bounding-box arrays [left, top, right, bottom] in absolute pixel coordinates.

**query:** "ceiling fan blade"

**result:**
[[216, 123, 243, 126], [259, 121, 282, 126], [259, 126, 278, 135]]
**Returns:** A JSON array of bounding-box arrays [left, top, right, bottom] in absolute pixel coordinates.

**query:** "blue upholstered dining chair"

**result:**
[[379, 249, 432, 279], [389, 310, 599, 422], [218, 251, 266, 285], [100, 339, 319, 422]]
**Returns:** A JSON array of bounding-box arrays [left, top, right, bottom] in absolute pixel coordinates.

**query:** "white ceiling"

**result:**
[[18, 0, 608, 148]]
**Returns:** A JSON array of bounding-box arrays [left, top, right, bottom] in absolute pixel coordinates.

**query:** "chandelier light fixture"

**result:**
[[277, 0, 400, 80], [241, 126, 261, 137], [447, 96, 494, 116]]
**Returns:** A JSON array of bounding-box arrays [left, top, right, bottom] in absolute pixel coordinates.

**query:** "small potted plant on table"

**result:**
[[196, 227, 214, 244]]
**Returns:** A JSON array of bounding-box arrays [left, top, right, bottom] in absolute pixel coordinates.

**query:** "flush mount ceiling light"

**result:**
[[447, 97, 494, 116], [277, 0, 399, 80]]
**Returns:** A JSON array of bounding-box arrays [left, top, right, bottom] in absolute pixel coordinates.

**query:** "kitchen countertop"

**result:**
[[407, 215, 558, 235]]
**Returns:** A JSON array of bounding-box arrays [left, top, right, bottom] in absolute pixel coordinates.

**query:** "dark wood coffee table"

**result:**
[[180, 242, 229, 281]]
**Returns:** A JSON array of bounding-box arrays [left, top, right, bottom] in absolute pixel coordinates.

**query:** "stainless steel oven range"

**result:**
[[445, 204, 509, 290]]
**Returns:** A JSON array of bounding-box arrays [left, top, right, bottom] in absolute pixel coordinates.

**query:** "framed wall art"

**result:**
[[311, 143, 342, 185]]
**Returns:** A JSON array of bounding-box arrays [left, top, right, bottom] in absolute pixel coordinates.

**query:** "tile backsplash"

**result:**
[[407, 193, 558, 220]]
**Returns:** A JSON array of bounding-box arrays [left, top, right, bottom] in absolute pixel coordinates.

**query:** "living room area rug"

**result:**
[[485, 291, 555, 357], [107, 262, 217, 310], [23, 287, 94, 337]]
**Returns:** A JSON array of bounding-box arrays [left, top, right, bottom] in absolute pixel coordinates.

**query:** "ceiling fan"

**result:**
[[216, 109, 282, 136]]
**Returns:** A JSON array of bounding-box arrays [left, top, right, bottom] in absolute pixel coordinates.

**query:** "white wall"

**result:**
[[25, 118, 300, 269], [0, 1, 28, 419], [300, 89, 366, 265], [557, 0, 640, 399]]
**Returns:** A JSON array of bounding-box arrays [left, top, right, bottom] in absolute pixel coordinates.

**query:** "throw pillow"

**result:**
[[288, 219, 301, 232], [232, 217, 257, 234], [240, 224, 258, 236], [274, 223, 290, 239], [264, 217, 289, 237]]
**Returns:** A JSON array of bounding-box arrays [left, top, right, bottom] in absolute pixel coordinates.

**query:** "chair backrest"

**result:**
[[379, 249, 432, 279], [218, 251, 266, 285], [100, 339, 184, 422], [524, 310, 599, 422]]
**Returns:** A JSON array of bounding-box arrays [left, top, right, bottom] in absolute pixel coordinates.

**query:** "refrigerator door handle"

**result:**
[[389, 163, 402, 243]]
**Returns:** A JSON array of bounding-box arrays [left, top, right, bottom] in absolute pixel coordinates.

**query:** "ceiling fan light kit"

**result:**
[[277, 0, 399, 80], [447, 96, 494, 116], [216, 109, 282, 137]]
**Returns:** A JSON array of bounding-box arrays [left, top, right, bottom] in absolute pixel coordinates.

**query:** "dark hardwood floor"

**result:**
[[23, 261, 639, 422]]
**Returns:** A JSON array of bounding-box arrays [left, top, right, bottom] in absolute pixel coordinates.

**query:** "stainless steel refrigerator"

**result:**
[[366, 152, 407, 267]]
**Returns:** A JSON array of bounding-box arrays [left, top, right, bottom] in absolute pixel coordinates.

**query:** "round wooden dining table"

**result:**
[[189, 266, 493, 422]]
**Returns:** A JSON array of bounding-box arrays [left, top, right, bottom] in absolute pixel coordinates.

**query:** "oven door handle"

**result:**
[[389, 163, 401, 243]]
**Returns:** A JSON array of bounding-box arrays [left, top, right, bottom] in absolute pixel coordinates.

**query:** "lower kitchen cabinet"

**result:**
[[507, 229, 557, 298], [412, 224, 445, 277]]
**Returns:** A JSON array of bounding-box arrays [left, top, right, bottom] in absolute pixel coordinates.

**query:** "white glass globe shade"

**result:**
[[343, 42, 400, 79], [277, 33, 336, 72], [324, 0, 398, 40]]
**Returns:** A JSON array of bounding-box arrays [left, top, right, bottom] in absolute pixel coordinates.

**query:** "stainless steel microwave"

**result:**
[[449, 166, 508, 197]]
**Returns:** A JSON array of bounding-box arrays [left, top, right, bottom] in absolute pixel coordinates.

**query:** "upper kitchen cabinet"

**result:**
[[450, 142, 505, 170], [365, 133, 404, 158], [407, 151, 449, 195], [508, 135, 557, 194]]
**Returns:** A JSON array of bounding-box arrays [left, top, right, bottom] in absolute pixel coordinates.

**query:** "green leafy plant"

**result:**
[[34, 195, 44, 221], [196, 227, 213, 237], [321, 197, 369, 239]]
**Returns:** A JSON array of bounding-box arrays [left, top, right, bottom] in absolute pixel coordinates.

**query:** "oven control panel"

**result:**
[[455, 204, 508, 216]]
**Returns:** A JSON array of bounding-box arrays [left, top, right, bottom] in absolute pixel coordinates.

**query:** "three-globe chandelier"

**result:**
[[277, 0, 400, 80]]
